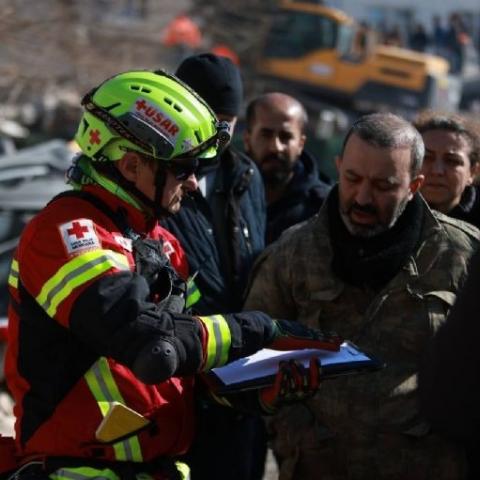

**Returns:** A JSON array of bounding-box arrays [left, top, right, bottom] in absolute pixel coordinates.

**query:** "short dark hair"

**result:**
[[414, 111, 480, 167], [341, 113, 425, 176], [245, 93, 308, 134]]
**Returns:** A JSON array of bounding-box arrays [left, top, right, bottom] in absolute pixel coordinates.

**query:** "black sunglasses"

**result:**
[[166, 156, 200, 181], [133, 150, 208, 181], [160, 154, 219, 181]]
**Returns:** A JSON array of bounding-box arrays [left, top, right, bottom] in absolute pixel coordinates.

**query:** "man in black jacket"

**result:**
[[162, 53, 267, 480], [244, 93, 331, 243]]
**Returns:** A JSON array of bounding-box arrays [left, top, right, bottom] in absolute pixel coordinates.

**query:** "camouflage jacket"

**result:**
[[244, 198, 480, 480]]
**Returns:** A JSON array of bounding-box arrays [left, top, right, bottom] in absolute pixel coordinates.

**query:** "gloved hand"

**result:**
[[259, 358, 321, 413], [268, 319, 342, 352]]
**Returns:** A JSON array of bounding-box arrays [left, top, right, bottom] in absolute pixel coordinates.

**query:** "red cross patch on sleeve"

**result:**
[[59, 219, 101, 255]]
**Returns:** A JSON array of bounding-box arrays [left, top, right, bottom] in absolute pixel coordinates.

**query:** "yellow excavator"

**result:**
[[254, 1, 461, 114]]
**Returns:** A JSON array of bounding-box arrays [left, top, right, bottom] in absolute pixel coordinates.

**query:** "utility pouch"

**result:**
[[133, 239, 173, 301], [95, 402, 150, 443]]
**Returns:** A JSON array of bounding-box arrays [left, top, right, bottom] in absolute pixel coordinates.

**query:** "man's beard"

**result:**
[[260, 154, 293, 187], [339, 196, 410, 238]]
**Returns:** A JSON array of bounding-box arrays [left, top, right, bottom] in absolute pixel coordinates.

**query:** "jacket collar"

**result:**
[[82, 184, 157, 236], [268, 150, 331, 208], [209, 146, 256, 195]]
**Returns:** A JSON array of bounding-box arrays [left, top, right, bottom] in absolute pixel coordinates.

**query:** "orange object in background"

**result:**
[[211, 44, 240, 65], [162, 14, 203, 49]]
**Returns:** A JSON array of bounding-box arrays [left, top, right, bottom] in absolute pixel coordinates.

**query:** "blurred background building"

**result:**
[[1, 0, 479, 147]]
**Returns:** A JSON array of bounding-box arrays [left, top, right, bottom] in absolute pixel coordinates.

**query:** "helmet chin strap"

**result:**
[[152, 165, 173, 220], [93, 162, 172, 221]]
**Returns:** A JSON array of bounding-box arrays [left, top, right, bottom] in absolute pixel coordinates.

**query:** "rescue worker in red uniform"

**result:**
[[3, 71, 337, 480]]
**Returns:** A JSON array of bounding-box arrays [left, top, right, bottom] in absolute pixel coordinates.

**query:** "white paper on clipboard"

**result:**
[[212, 342, 372, 386]]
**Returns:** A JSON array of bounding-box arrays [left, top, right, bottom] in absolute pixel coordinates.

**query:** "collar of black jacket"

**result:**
[[203, 146, 257, 196], [451, 184, 477, 215]]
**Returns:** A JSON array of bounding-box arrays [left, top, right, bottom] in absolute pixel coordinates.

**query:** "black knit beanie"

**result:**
[[175, 53, 243, 116]]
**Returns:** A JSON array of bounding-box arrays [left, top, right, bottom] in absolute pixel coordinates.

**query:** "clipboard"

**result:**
[[205, 341, 385, 395]]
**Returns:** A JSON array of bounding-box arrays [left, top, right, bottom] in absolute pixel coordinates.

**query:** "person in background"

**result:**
[[161, 53, 268, 480], [161, 13, 203, 64], [432, 15, 448, 58], [415, 111, 480, 228], [210, 44, 240, 66], [244, 93, 331, 244], [445, 13, 470, 73], [245, 112, 480, 479], [409, 23, 430, 52]]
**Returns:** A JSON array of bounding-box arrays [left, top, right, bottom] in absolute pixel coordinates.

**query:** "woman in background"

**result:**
[[415, 112, 480, 228]]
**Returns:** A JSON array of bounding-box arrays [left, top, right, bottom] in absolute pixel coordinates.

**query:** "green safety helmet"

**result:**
[[75, 69, 230, 168], [72, 70, 230, 217]]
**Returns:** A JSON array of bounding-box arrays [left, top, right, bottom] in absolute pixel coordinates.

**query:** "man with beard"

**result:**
[[244, 93, 331, 243], [244, 112, 480, 479]]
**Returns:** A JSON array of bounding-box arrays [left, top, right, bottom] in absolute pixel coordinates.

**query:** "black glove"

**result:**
[[268, 319, 341, 352], [134, 238, 186, 310]]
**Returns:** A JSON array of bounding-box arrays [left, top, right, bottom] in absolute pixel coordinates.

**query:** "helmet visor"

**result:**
[[117, 112, 174, 159], [169, 120, 231, 162]]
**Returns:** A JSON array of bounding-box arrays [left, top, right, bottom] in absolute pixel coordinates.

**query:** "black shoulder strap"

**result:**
[[49, 190, 140, 240]]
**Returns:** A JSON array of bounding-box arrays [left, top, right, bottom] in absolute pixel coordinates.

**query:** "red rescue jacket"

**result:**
[[5, 185, 196, 463]]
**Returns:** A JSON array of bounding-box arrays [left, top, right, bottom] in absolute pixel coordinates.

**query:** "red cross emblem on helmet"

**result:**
[[89, 129, 101, 145]]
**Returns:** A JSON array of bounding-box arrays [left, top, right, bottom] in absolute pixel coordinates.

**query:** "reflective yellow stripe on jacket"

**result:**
[[8, 259, 19, 289], [49, 464, 190, 480], [197, 315, 231, 371], [84, 357, 143, 462], [50, 466, 119, 480], [36, 249, 130, 317], [185, 277, 201, 309]]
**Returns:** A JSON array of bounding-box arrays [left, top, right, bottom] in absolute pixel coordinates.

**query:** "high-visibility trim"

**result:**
[[198, 315, 231, 371], [8, 259, 19, 289], [175, 461, 191, 480], [185, 278, 201, 308], [75, 156, 143, 212], [84, 357, 143, 462], [50, 466, 120, 480], [36, 249, 130, 317], [210, 391, 233, 408], [50, 466, 119, 480]]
